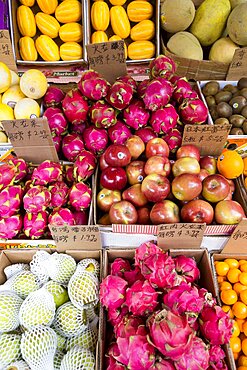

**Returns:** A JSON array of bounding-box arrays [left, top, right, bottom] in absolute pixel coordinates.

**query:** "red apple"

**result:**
[[172, 157, 200, 177], [97, 188, 122, 212], [109, 200, 138, 224], [202, 174, 230, 203], [199, 156, 217, 175], [141, 173, 171, 202], [125, 135, 145, 160], [137, 206, 151, 224], [150, 200, 180, 224], [122, 184, 148, 207], [172, 173, 202, 201], [99, 151, 109, 171], [224, 190, 233, 200], [176, 144, 200, 161], [227, 178, 235, 194], [144, 155, 171, 177], [104, 144, 131, 167], [198, 169, 210, 182], [98, 213, 110, 225], [145, 137, 169, 158], [100, 167, 127, 191], [136, 126, 157, 143], [215, 200, 246, 224], [181, 199, 214, 224], [126, 160, 145, 185]]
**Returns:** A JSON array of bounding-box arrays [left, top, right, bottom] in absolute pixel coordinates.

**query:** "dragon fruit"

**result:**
[[0, 185, 23, 218], [23, 211, 48, 239], [172, 77, 198, 104], [44, 107, 68, 136], [100, 275, 128, 310], [111, 258, 131, 278], [135, 241, 163, 267], [198, 288, 217, 308], [115, 314, 146, 338], [150, 105, 179, 134], [108, 305, 129, 326], [69, 182, 92, 211], [0, 213, 22, 239], [62, 133, 84, 162], [62, 88, 89, 124], [143, 78, 173, 111], [43, 86, 65, 107], [80, 69, 100, 81], [23, 185, 51, 213], [48, 208, 76, 226], [70, 121, 87, 135], [89, 100, 117, 128], [7, 158, 27, 182], [123, 102, 150, 130], [179, 97, 208, 125], [52, 135, 62, 153], [73, 151, 97, 181], [149, 55, 176, 79], [123, 266, 144, 286], [0, 163, 16, 190], [72, 210, 88, 225], [64, 165, 74, 184], [163, 128, 182, 153], [106, 81, 133, 110], [208, 345, 227, 370], [48, 181, 69, 208], [116, 75, 138, 93], [78, 76, 110, 100], [174, 336, 209, 370], [199, 305, 233, 345], [108, 120, 132, 145], [83, 126, 108, 156], [147, 308, 193, 360], [136, 126, 157, 143], [174, 255, 200, 283], [106, 355, 127, 370], [31, 160, 62, 185], [152, 357, 176, 370], [137, 79, 149, 98], [125, 280, 159, 316]]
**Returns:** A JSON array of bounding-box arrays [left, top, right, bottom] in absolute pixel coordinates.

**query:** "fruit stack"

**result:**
[[100, 241, 233, 369], [0, 249, 100, 369]]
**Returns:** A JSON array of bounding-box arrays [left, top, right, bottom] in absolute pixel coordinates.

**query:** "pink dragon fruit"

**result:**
[[163, 128, 182, 153], [106, 355, 127, 370], [48, 208, 76, 226], [78, 76, 110, 100], [23, 211, 48, 239], [79, 69, 100, 81], [174, 255, 200, 283], [64, 165, 74, 184], [73, 151, 97, 181], [115, 314, 146, 338], [0, 163, 16, 190], [107, 305, 129, 326], [143, 78, 173, 111], [108, 120, 132, 145], [172, 77, 198, 104], [150, 105, 179, 134], [83, 126, 108, 156], [7, 158, 27, 182], [52, 136, 62, 153], [62, 88, 89, 124], [151, 357, 176, 370], [169, 75, 181, 85], [179, 97, 208, 125], [69, 182, 92, 210], [89, 100, 117, 128], [44, 107, 68, 136], [72, 210, 88, 225], [116, 75, 138, 93], [0, 214, 22, 239], [70, 121, 87, 135], [135, 241, 162, 267], [198, 288, 217, 308], [174, 336, 209, 370], [0, 185, 23, 218], [135, 126, 157, 143], [110, 258, 131, 278], [125, 280, 159, 316], [137, 79, 149, 99], [106, 81, 133, 110], [147, 308, 193, 360], [208, 345, 227, 370], [62, 133, 84, 162], [31, 161, 62, 185], [23, 185, 51, 213], [43, 86, 65, 107], [123, 265, 144, 286], [199, 305, 233, 345], [100, 275, 128, 310], [48, 181, 69, 208], [149, 55, 176, 79], [123, 102, 150, 130]]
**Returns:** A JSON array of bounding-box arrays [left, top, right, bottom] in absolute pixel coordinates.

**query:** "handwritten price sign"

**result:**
[[0, 30, 17, 72], [222, 219, 247, 253]]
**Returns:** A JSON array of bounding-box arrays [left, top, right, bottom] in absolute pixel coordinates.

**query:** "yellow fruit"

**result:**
[[2, 86, 26, 109], [160, 0, 195, 33], [17, 5, 36, 37], [0, 95, 1, 104], [232, 320, 241, 337], [55, 0, 82, 23], [19, 36, 38, 61], [109, 0, 126, 4], [0, 103, 15, 121], [128, 41, 155, 60], [209, 37, 240, 64], [59, 22, 83, 42], [14, 98, 40, 119], [239, 355, 247, 366], [215, 261, 230, 276], [35, 13, 60, 39], [19, 0, 35, 5], [227, 268, 242, 283], [225, 258, 240, 269], [167, 31, 203, 61], [108, 35, 127, 58], [220, 289, 238, 305], [0, 131, 8, 143], [130, 20, 155, 41], [91, 31, 108, 43], [91, 1, 110, 31], [230, 336, 242, 352], [110, 6, 130, 39], [217, 149, 244, 179], [10, 71, 20, 87], [227, 3, 247, 46], [127, 1, 153, 22], [20, 69, 48, 99], [60, 42, 83, 61], [35, 35, 60, 61], [36, 0, 58, 14], [0, 62, 11, 94]]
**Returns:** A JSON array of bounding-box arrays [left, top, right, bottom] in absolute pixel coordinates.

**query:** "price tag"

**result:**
[[0, 30, 17, 72], [222, 219, 247, 254], [157, 223, 206, 249], [2, 117, 59, 163], [182, 123, 231, 156], [49, 225, 102, 251], [86, 40, 127, 84], [227, 48, 247, 81]]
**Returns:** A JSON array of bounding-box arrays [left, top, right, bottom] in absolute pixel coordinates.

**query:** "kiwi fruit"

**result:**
[[241, 106, 247, 118], [216, 102, 233, 118], [214, 117, 230, 125], [237, 77, 247, 90], [215, 91, 232, 104], [205, 96, 216, 107], [243, 120, 247, 134], [229, 114, 245, 127], [229, 96, 247, 114], [210, 106, 219, 121], [230, 127, 244, 135], [240, 88, 247, 99], [202, 81, 220, 96], [222, 84, 239, 94]]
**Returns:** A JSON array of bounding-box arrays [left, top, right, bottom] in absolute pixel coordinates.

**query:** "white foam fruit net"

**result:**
[[55, 331, 66, 352], [5, 359, 31, 370], [85, 306, 98, 323], [4, 264, 30, 280], [0, 333, 22, 369], [53, 350, 64, 370], [0, 291, 23, 333], [76, 259, 100, 277], [66, 318, 98, 352], [60, 346, 95, 370], [68, 271, 99, 309], [19, 288, 56, 330], [53, 302, 88, 338], [43, 280, 69, 308], [48, 253, 77, 285], [0, 271, 42, 299], [30, 251, 50, 284], [21, 325, 57, 370]]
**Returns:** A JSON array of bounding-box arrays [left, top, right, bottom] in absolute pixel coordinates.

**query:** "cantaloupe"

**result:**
[[227, 3, 247, 45], [160, 0, 195, 33], [167, 31, 203, 60], [230, 0, 247, 8], [209, 37, 240, 63]]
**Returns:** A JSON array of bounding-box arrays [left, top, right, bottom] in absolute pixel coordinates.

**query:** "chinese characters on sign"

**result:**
[[0, 29, 17, 72], [227, 47, 247, 80], [223, 219, 247, 253]]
